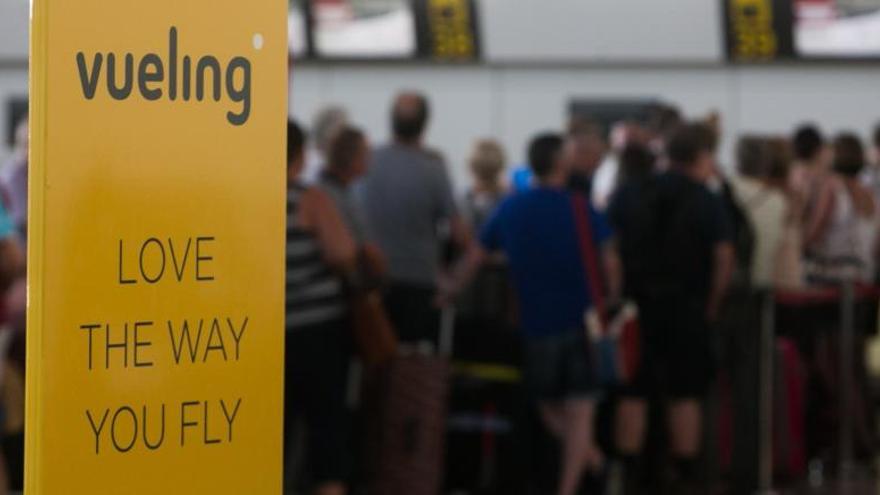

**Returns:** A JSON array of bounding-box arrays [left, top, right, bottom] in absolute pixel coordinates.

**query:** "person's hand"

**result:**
[[706, 301, 720, 324], [434, 274, 457, 308], [585, 444, 605, 473], [361, 243, 386, 280]]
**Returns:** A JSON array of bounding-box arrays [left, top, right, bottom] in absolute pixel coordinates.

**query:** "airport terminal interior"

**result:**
[[5, 0, 880, 493]]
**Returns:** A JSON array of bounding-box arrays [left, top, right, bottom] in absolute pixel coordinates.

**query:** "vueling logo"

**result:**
[[76, 27, 253, 126]]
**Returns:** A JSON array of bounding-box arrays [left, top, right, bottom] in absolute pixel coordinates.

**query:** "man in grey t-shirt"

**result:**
[[360, 92, 473, 343]]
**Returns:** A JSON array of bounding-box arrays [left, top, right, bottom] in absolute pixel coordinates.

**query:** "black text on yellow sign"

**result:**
[[728, 0, 779, 61], [427, 0, 478, 60], [75, 27, 254, 126]]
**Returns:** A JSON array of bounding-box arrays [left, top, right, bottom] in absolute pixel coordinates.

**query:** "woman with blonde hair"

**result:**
[[457, 139, 512, 325], [463, 139, 507, 233]]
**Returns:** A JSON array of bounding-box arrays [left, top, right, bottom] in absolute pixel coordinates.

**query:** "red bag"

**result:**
[[572, 194, 641, 385]]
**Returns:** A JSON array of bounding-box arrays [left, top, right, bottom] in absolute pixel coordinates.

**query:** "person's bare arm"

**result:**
[[449, 214, 475, 254], [436, 243, 486, 307], [360, 242, 387, 280], [805, 180, 837, 248], [300, 188, 357, 272], [0, 238, 24, 290], [434, 214, 482, 300], [707, 241, 735, 322]]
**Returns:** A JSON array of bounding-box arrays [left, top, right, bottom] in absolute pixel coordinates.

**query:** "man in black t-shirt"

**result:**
[[608, 123, 734, 492]]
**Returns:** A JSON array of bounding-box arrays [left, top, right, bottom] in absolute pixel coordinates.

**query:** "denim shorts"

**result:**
[[524, 329, 598, 402]]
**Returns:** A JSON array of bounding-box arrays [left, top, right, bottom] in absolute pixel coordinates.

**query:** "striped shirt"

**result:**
[[286, 184, 347, 330]]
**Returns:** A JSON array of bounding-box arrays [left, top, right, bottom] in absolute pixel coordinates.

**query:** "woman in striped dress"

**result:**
[[285, 120, 356, 495]]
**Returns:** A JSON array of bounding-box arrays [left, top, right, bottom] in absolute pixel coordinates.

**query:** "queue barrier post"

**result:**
[[838, 280, 856, 481], [756, 288, 777, 495]]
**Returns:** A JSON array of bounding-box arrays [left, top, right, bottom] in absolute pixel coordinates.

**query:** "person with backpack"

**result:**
[[608, 122, 734, 493]]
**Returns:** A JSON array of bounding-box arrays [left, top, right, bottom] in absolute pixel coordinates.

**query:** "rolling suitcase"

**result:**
[[370, 310, 455, 495], [444, 320, 527, 495], [774, 337, 807, 480]]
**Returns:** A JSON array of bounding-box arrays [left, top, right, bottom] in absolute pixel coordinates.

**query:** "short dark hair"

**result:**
[[392, 93, 430, 142], [567, 117, 604, 140], [764, 138, 792, 182], [618, 143, 655, 183], [667, 123, 716, 167], [736, 136, 765, 178], [833, 133, 866, 177], [737, 136, 791, 180], [873, 122, 880, 149], [287, 119, 306, 165], [647, 104, 684, 140], [327, 126, 367, 173], [792, 124, 825, 161], [528, 133, 564, 179]]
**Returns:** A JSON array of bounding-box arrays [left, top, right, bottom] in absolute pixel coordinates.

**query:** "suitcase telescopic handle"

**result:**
[[439, 307, 456, 358]]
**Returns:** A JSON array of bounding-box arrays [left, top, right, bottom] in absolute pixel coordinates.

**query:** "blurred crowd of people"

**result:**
[[0, 115, 30, 494], [284, 91, 880, 495], [4, 89, 880, 495]]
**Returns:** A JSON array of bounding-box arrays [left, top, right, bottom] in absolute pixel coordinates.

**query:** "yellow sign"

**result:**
[[728, 0, 779, 60], [27, 1, 287, 493], [427, 0, 478, 60]]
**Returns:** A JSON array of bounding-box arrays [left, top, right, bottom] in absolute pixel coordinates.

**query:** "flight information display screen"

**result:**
[[312, 0, 418, 59], [726, 0, 880, 61], [795, 0, 880, 57], [289, 0, 480, 61]]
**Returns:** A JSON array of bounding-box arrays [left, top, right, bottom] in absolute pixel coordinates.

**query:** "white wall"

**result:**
[[2, 0, 879, 185], [0, 0, 29, 165], [0, 0, 29, 62], [2, 61, 878, 183], [289, 63, 880, 189], [480, 0, 723, 63], [0, 68, 28, 165]]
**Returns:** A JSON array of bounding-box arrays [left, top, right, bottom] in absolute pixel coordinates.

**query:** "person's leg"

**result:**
[[616, 340, 653, 457], [668, 400, 702, 458], [283, 330, 304, 490], [666, 300, 714, 486], [557, 398, 602, 495], [525, 336, 563, 438], [616, 370, 655, 494], [616, 303, 662, 494], [616, 397, 648, 495], [556, 330, 604, 495], [539, 402, 566, 439], [667, 399, 702, 491], [300, 321, 351, 495], [616, 398, 648, 455]]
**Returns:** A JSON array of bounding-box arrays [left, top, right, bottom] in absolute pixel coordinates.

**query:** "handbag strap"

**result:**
[[571, 194, 607, 331]]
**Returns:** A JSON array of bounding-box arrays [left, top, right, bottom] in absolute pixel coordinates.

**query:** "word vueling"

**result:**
[[76, 27, 253, 126]]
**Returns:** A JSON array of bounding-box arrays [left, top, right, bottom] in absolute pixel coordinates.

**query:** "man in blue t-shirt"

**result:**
[[453, 133, 619, 495]]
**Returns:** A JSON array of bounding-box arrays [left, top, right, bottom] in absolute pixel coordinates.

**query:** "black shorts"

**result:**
[[524, 329, 598, 402], [620, 297, 717, 400]]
